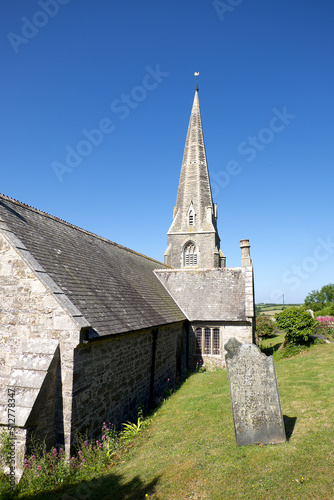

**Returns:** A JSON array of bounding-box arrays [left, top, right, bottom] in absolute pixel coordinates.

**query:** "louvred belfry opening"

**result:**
[[184, 241, 197, 267]]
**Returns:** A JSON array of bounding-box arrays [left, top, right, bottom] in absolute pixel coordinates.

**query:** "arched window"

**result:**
[[184, 242, 197, 267], [189, 211, 194, 225]]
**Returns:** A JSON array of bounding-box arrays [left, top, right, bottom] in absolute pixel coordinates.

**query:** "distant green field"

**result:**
[[256, 303, 301, 316]]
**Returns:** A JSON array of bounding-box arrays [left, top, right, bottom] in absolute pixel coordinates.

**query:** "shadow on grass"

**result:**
[[7, 472, 161, 500], [261, 342, 283, 357], [283, 415, 297, 441]]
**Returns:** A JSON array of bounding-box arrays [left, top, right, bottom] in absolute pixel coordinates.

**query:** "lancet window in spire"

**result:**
[[184, 241, 197, 267]]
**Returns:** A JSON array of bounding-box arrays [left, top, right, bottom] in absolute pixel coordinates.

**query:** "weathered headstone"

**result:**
[[225, 338, 286, 446]]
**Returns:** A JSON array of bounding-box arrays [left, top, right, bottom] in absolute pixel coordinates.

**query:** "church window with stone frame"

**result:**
[[213, 328, 220, 354], [195, 327, 221, 356], [189, 211, 194, 225], [184, 241, 197, 267], [204, 328, 211, 354], [195, 327, 202, 354]]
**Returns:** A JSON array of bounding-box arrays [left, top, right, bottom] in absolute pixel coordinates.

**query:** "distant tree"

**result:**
[[256, 316, 275, 339], [304, 284, 334, 311], [275, 307, 316, 344]]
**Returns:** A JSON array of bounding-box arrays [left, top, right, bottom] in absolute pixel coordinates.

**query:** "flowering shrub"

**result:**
[[316, 316, 334, 325], [315, 316, 334, 338], [19, 423, 121, 494], [101, 422, 119, 460], [21, 447, 77, 492]]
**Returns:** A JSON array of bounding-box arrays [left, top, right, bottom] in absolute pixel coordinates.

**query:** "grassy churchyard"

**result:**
[[256, 303, 301, 316], [2, 341, 334, 499]]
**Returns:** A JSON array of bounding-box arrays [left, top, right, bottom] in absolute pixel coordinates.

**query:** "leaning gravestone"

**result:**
[[225, 338, 286, 446]]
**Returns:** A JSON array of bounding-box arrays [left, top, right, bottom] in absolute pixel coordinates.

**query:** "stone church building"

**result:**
[[0, 86, 254, 477]]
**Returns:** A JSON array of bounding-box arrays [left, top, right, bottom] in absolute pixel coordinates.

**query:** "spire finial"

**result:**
[[194, 72, 199, 91]]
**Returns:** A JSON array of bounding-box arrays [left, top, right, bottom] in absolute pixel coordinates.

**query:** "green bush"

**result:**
[[256, 315, 275, 339], [275, 307, 316, 344], [312, 303, 334, 318], [0, 429, 11, 467], [304, 283, 334, 311]]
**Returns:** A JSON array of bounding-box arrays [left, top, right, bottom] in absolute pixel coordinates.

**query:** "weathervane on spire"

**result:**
[[194, 72, 199, 90]]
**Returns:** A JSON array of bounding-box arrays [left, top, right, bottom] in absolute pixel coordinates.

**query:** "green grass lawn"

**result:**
[[256, 304, 301, 316], [259, 332, 285, 359], [3, 343, 334, 499]]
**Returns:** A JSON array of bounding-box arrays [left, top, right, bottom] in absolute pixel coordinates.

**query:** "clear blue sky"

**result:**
[[1, 0, 333, 304]]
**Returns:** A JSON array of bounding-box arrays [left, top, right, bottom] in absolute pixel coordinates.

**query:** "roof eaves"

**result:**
[[85, 318, 187, 343]]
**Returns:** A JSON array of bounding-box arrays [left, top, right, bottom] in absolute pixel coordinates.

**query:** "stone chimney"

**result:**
[[240, 239, 252, 267]]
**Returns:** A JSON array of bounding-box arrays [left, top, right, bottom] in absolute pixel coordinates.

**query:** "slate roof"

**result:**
[[0, 194, 185, 337], [155, 268, 248, 322]]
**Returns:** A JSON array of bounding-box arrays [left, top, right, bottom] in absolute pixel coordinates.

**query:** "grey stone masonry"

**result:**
[[0, 194, 185, 337], [0, 229, 82, 480], [0, 193, 188, 481], [71, 322, 185, 439], [165, 88, 224, 269], [154, 267, 252, 322], [155, 265, 254, 368], [225, 340, 286, 446]]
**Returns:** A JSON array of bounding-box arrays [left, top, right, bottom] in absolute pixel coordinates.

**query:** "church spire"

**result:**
[[172, 86, 214, 232], [164, 84, 224, 269]]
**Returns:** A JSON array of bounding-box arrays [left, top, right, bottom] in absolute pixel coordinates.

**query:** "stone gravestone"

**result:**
[[225, 338, 286, 446]]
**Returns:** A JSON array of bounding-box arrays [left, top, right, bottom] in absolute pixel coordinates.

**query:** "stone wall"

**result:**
[[165, 232, 221, 269], [0, 230, 81, 477], [155, 267, 249, 322], [71, 322, 186, 439], [0, 227, 188, 476], [191, 322, 253, 370], [155, 266, 255, 370]]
